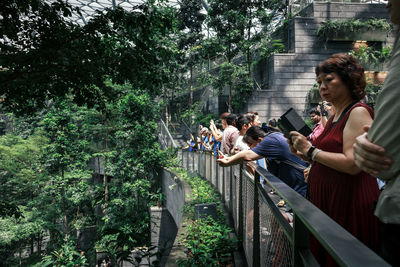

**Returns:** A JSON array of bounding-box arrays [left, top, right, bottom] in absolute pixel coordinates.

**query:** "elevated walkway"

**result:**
[[177, 151, 389, 266], [158, 121, 389, 266]]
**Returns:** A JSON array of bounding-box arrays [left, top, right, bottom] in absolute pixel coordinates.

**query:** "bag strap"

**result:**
[[274, 159, 308, 171]]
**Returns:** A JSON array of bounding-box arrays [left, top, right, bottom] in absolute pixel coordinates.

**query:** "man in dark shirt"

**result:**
[[217, 126, 308, 196]]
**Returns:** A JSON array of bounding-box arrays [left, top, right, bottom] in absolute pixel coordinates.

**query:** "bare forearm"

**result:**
[[321, 116, 328, 127], [218, 150, 261, 167]]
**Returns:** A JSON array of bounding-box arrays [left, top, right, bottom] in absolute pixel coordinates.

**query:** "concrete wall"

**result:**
[[161, 169, 185, 228], [149, 169, 186, 266]]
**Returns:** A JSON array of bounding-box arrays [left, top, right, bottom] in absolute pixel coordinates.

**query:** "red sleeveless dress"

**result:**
[[310, 103, 380, 266]]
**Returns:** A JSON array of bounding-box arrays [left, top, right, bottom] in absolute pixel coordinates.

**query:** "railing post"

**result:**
[[203, 152, 206, 178], [222, 167, 226, 201], [215, 158, 219, 189], [191, 150, 194, 172], [293, 214, 310, 266], [238, 164, 244, 242], [186, 151, 189, 170], [209, 152, 212, 181], [253, 171, 261, 267], [229, 166, 233, 213], [182, 149, 184, 168]]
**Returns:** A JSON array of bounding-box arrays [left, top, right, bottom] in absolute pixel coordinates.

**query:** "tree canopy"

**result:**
[[0, 0, 289, 264], [0, 0, 177, 114]]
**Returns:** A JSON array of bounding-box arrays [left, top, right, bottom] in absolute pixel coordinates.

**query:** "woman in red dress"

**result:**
[[289, 54, 380, 266]]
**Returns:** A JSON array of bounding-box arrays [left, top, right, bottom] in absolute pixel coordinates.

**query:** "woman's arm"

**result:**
[[210, 120, 223, 141], [291, 107, 373, 175]]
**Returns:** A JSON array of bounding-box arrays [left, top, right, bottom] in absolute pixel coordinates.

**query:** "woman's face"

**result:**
[[317, 72, 351, 103], [387, 0, 400, 25]]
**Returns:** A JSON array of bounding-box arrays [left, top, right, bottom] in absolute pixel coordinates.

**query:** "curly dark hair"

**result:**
[[315, 53, 366, 101]]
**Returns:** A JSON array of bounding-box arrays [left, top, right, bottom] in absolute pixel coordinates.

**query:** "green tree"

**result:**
[[177, 0, 206, 112], [206, 0, 285, 111], [41, 99, 92, 248], [0, 133, 48, 264], [97, 90, 166, 263], [0, 0, 177, 114]]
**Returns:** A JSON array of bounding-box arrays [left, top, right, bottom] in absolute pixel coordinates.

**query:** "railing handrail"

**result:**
[[159, 119, 178, 149], [247, 161, 389, 266]]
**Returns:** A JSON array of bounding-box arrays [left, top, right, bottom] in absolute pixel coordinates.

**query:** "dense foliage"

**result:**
[[317, 18, 392, 40], [0, 0, 176, 114], [350, 45, 392, 71], [170, 168, 237, 267], [0, 0, 288, 264], [205, 0, 286, 112]]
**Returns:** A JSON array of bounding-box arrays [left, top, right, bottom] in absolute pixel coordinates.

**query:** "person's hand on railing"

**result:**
[[216, 151, 230, 166]]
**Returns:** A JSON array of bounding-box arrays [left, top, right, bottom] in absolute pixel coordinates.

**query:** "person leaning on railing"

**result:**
[[230, 114, 252, 155], [353, 1, 400, 265], [221, 113, 239, 155], [287, 53, 380, 266], [217, 125, 308, 197], [184, 132, 197, 152]]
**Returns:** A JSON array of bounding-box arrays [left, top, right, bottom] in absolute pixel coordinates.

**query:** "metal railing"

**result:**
[[158, 119, 178, 149], [181, 150, 389, 267]]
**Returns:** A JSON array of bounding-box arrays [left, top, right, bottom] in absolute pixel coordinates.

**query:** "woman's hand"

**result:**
[[290, 131, 312, 156], [217, 156, 230, 167], [354, 126, 392, 175], [216, 151, 230, 166]]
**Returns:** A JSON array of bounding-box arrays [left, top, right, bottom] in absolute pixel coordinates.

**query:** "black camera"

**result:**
[[320, 102, 329, 117], [277, 108, 312, 138]]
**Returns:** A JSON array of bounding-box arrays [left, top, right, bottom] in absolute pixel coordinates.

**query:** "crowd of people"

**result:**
[[183, 1, 400, 265]]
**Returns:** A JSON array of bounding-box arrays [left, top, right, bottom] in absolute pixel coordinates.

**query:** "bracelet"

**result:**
[[311, 149, 321, 161], [307, 146, 316, 161]]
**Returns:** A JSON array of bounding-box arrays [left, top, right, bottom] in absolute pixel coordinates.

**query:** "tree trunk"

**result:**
[[104, 123, 109, 216], [163, 86, 169, 129], [190, 65, 193, 107], [62, 170, 68, 241], [30, 236, 34, 255], [246, 2, 252, 76], [228, 84, 233, 113], [19, 247, 22, 266], [228, 56, 233, 113], [37, 233, 41, 254]]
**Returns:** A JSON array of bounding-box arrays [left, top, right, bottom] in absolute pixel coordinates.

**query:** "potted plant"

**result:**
[[317, 18, 392, 42], [350, 45, 391, 84]]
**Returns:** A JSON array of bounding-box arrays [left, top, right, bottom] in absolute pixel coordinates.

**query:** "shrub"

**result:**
[[317, 18, 392, 39]]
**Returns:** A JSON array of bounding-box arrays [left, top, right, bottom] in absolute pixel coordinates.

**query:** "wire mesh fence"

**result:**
[[182, 150, 292, 267], [179, 150, 388, 267]]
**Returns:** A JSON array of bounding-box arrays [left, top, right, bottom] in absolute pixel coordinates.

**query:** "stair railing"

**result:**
[[158, 119, 178, 149]]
